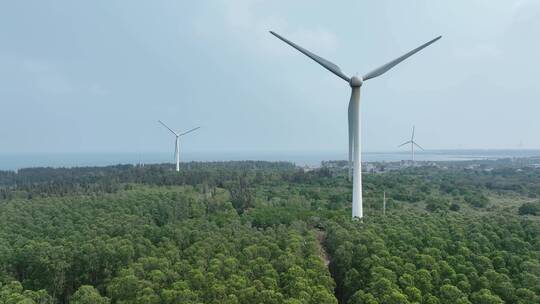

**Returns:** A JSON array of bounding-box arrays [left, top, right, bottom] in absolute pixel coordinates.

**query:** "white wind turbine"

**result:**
[[158, 120, 200, 172], [270, 31, 441, 219], [398, 126, 425, 162]]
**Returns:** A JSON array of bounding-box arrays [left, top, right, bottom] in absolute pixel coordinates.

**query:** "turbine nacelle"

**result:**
[[349, 76, 363, 88]]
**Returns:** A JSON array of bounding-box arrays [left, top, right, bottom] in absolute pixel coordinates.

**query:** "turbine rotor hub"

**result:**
[[350, 76, 363, 87]]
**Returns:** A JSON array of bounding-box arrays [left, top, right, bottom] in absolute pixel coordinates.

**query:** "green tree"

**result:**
[[70, 285, 110, 304], [518, 202, 540, 215], [439, 284, 469, 304], [470, 289, 503, 304]]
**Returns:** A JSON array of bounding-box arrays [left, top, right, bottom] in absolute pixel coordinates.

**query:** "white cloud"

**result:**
[[454, 43, 501, 60], [23, 59, 74, 94], [195, 0, 340, 57], [21, 59, 108, 97], [87, 83, 108, 96], [222, 0, 262, 29], [512, 0, 540, 14]]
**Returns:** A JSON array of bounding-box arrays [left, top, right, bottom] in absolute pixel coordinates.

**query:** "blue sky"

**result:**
[[1, 0, 539, 154]]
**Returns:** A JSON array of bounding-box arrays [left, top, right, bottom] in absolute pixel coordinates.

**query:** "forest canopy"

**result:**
[[0, 160, 539, 303]]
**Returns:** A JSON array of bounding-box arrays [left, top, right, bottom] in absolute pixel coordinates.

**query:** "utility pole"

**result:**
[[383, 191, 386, 215]]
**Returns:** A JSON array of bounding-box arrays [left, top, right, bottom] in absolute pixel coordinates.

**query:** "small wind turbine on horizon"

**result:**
[[398, 126, 425, 162], [270, 31, 441, 219], [158, 120, 200, 172]]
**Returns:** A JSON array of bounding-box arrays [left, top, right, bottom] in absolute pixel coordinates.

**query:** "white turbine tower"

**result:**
[[270, 31, 441, 219], [398, 126, 425, 162], [158, 120, 200, 172]]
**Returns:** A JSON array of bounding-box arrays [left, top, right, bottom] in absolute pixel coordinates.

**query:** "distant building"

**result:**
[[300, 165, 314, 172]]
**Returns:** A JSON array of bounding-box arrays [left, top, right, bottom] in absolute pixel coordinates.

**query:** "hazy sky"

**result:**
[[1, 0, 539, 154]]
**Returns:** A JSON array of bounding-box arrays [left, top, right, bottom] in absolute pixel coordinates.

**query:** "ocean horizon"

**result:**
[[1, 149, 540, 171]]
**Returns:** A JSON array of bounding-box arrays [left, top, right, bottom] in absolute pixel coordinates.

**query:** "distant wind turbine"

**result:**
[[270, 31, 441, 219], [398, 126, 425, 162], [158, 120, 200, 172]]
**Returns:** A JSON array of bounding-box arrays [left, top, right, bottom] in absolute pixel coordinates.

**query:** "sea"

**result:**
[[1, 150, 540, 171]]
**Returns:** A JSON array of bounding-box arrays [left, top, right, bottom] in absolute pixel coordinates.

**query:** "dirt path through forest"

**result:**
[[315, 229, 330, 267], [314, 228, 344, 303]]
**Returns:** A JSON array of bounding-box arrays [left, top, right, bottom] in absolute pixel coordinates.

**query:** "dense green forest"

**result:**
[[1, 161, 539, 303]]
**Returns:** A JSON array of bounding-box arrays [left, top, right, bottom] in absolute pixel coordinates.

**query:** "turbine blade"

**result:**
[[269, 31, 351, 82], [363, 36, 442, 81], [179, 126, 201, 136], [413, 141, 425, 151], [412, 126, 415, 141], [398, 140, 412, 147], [159, 120, 178, 136]]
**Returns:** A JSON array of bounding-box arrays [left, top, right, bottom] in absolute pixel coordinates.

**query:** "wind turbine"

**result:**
[[158, 120, 200, 172], [270, 31, 441, 219], [398, 126, 425, 162]]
